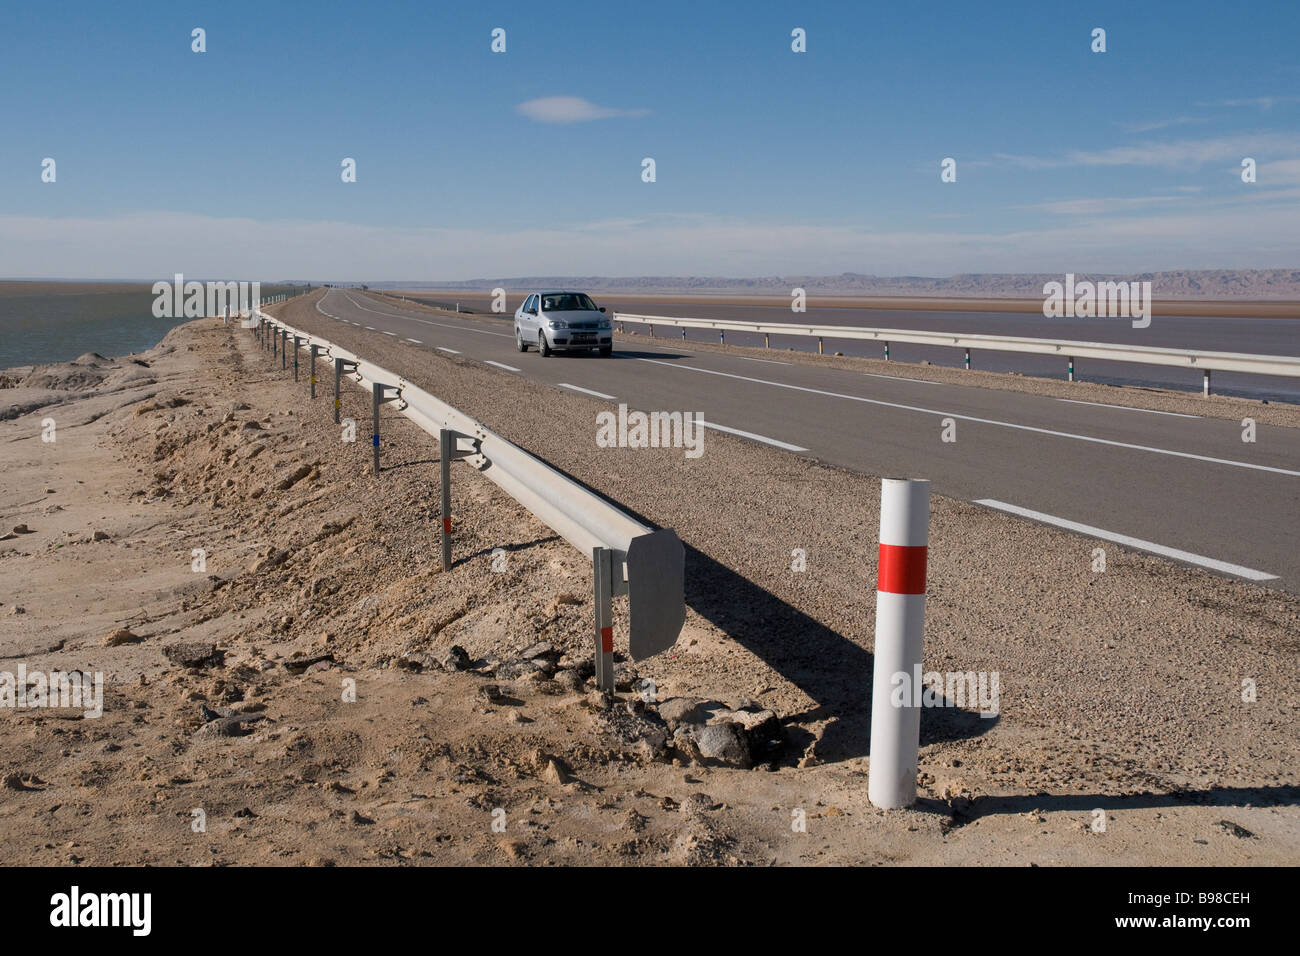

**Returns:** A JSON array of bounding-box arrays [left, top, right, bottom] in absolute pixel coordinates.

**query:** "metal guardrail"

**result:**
[[249, 310, 685, 686], [613, 312, 1300, 395]]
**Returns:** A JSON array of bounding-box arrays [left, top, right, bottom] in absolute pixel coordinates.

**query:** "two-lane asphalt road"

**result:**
[[311, 289, 1300, 593]]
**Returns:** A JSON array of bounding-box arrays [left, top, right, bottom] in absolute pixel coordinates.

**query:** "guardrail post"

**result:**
[[271, 325, 278, 358], [1067, 357, 1075, 382], [649, 325, 654, 338], [440, 431, 454, 570], [964, 348, 971, 370], [593, 546, 616, 693], [719, 330, 724, 344], [1203, 369, 1211, 396], [868, 478, 931, 810], [681, 328, 686, 341], [818, 336, 824, 355], [292, 336, 304, 381], [436, 429, 476, 571], [764, 333, 769, 349], [309, 345, 322, 398], [884, 341, 890, 361], [334, 358, 358, 423], [371, 382, 401, 473]]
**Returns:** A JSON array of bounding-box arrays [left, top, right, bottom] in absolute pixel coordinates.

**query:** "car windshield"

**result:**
[[541, 293, 597, 313]]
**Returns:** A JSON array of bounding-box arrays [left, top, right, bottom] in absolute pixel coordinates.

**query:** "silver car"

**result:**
[[515, 291, 613, 357]]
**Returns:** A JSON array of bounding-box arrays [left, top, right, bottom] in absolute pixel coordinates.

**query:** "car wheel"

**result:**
[[599, 346, 612, 357], [515, 326, 528, 352], [538, 330, 552, 357]]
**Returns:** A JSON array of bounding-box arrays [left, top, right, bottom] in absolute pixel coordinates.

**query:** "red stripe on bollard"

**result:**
[[877, 543, 928, 594], [600, 626, 614, 654], [442, 517, 452, 534]]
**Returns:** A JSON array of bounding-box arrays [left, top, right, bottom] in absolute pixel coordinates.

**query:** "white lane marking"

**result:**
[[1057, 399, 1200, 419], [700, 420, 808, 452], [406, 338, 422, 344], [558, 383, 617, 400], [485, 360, 521, 372], [436, 347, 460, 354], [974, 499, 1278, 581], [364, 326, 375, 330], [342, 292, 512, 338], [862, 371, 943, 385], [411, 316, 512, 338], [733, 356, 793, 366], [653, 346, 692, 353], [381, 330, 396, 336], [636, 358, 1300, 477]]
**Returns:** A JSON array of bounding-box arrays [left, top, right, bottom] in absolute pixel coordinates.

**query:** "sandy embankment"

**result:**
[[0, 308, 1296, 866]]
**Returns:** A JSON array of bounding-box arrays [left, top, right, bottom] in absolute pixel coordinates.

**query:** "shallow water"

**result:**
[[0, 289, 182, 369], [0, 286, 301, 370]]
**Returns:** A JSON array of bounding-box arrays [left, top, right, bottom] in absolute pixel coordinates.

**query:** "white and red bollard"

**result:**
[[868, 478, 931, 809]]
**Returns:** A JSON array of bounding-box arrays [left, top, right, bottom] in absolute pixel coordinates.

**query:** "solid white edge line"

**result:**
[[484, 360, 521, 372], [637, 358, 1300, 477], [974, 499, 1278, 581], [559, 383, 617, 400], [1058, 399, 1200, 418], [436, 347, 460, 354], [700, 419, 808, 452]]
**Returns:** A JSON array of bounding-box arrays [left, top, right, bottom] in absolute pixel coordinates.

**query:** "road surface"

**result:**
[[310, 289, 1300, 593], [396, 290, 1300, 402]]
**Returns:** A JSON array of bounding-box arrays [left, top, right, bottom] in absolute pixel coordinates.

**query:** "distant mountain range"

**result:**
[[361, 269, 1300, 299]]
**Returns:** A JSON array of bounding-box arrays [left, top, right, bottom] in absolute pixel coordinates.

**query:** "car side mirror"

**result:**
[[599, 307, 606, 313]]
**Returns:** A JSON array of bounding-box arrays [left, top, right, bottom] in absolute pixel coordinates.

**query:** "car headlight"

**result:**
[[547, 318, 568, 329], [599, 319, 611, 329]]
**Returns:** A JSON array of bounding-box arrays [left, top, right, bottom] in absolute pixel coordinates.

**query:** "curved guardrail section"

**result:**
[[250, 310, 686, 682]]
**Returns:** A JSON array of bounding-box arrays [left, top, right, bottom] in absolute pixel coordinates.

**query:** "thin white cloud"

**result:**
[[1117, 116, 1206, 133], [1260, 158, 1300, 183], [1022, 196, 1184, 215], [516, 96, 649, 124], [1197, 96, 1300, 110], [2, 205, 1297, 279], [987, 133, 1300, 170]]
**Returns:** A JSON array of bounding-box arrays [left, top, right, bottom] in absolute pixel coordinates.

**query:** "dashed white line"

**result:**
[[364, 326, 376, 331], [484, 360, 521, 372], [1057, 399, 1200, 419], [436, 347, 460, 354], [637, 358, 1300, 477], [700, 420, 808, 452], [862, 371, 943, 386], [342, 292, 511, 338], [381, 330, 396, 336], [975, 499, 1278, 581], [558, 384, 617, 400], [406, 338, 422, 344]]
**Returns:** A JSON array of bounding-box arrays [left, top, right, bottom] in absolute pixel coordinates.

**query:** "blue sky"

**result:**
[[2, 0, 1298, 279]]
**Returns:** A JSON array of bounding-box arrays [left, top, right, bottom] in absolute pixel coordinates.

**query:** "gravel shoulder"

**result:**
[[0, 302, 1295, 866]]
